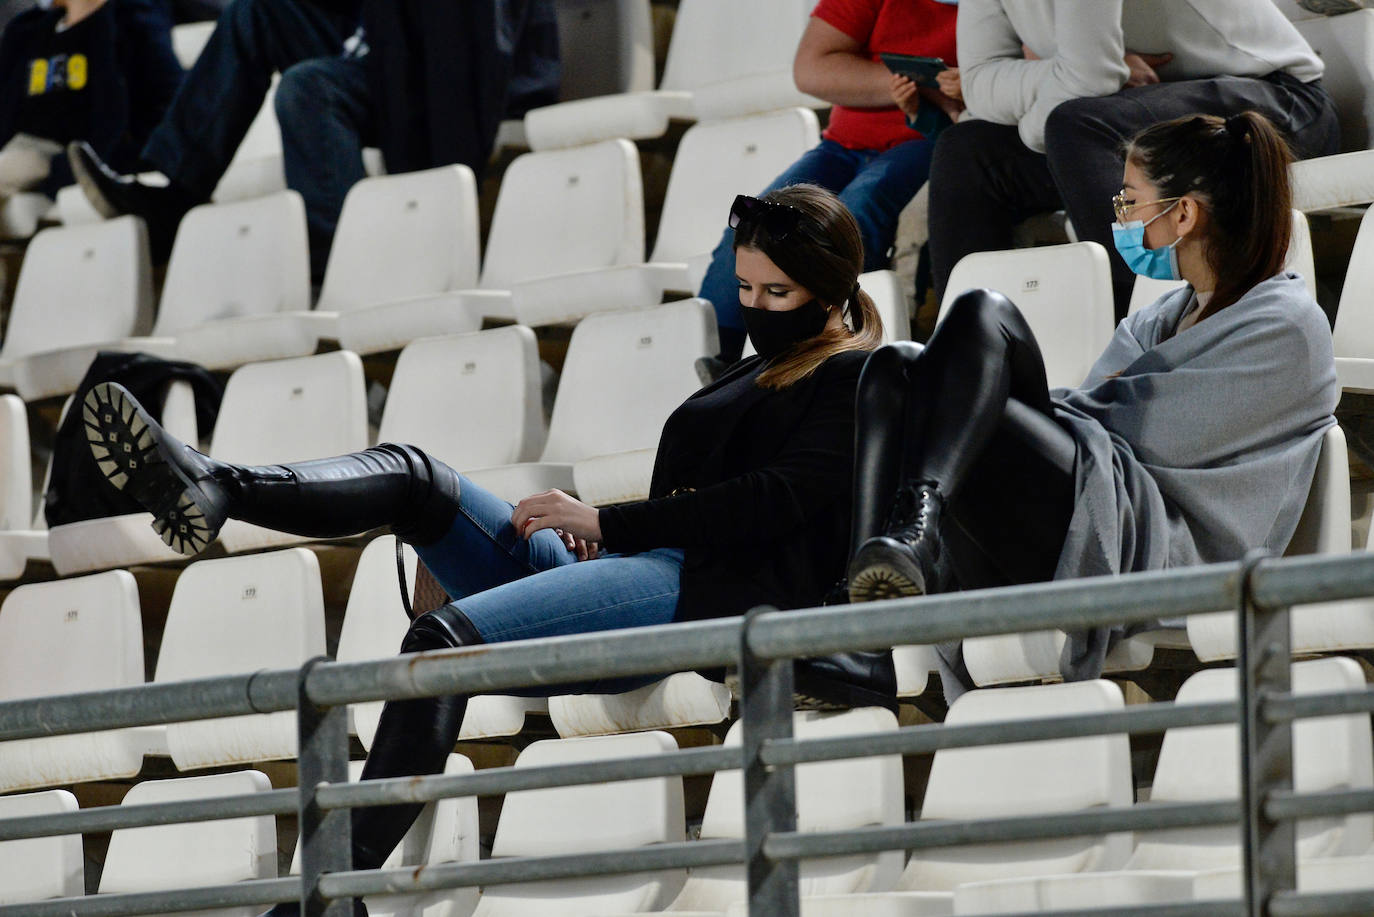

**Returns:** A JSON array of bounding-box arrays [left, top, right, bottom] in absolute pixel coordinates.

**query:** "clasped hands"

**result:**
[[511, 489, 603, 561]]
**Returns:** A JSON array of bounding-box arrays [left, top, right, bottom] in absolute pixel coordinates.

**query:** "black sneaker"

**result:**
[[67, 141, 198, 259], [847, 481, 943, 603], [83, 381, 231, 556]]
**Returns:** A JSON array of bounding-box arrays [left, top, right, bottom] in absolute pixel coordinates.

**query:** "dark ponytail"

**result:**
[[1125, 111, 1294, 317]]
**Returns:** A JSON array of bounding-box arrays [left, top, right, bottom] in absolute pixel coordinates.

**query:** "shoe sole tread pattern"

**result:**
[[83, 383, 216, 556], [848, 560, 926, 604], [67, 144, 121, 221]]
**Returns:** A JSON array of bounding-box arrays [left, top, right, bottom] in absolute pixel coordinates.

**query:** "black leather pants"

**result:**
[[854, 289, 1076, 590]]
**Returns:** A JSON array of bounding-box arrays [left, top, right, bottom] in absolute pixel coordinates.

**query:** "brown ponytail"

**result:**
[[1125, 111, 1294, 317], [731, 183, 884, 389]]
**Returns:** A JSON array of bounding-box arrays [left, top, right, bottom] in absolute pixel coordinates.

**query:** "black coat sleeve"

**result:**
[[598, 354, 863, 554]]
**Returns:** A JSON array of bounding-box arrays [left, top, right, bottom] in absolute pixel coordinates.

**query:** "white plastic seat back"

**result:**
[[668, 709, 904, 911], [554, 0, 654, 100], [940, 242, 1115, 389], [1131, 658, 1374, 872], [0, 216, 152, 360], [290, 756, 480, 917], [541, 299, 714, 463], [649, 108, 820, 264], [379, 327, 546, 470], [474, 731, 685, 915], [1187, 425, 1374, 660], [210, 351, 368, 552], [100, 770, 276, 916], [898, 681, 1132, 892], [861, 269, 911, 343], [155, 191, 310, 335], [658, 0, 811, 95], [154, 549, 326, 770], [1295, 11, 1374, 151], [0, 790, 82, 904], [0, 570, 145, 792], [337, 537, 547, 748], [0, 394, 31, 530], [479, 139, 643, 289], [1332, 204, 1374, 391], [318, 167, 480, 314]]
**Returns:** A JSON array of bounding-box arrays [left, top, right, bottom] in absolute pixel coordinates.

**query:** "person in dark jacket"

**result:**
[[66, 0, 558, 275], [83, 184, 884, 901], [0, 0, 182, 199]]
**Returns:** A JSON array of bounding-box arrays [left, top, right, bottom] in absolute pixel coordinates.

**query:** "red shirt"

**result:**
[[811, 0, 958, 151]]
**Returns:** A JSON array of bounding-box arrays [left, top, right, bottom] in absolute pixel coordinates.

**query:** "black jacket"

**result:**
[[599, 349, 868, 622]]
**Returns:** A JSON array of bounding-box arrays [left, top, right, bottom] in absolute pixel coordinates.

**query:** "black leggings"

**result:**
[[853, 289, 1076, 590]]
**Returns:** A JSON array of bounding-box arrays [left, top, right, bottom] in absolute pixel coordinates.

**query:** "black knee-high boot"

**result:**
[[83, 382, 461, 555], [848, 289, 1053, 602], [260, 606, 482, 917]]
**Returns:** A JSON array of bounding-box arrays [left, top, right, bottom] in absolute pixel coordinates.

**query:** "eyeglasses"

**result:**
[[1112, 189, 1183, 223], [728, 194, 806, 239]]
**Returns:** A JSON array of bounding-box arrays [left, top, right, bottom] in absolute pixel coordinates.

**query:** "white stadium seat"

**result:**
[[1332, 203, 1374, 391], [1188, 425, 1374, 660], [1288, 11, 1374, 211], [465, 300, 713, 505], [337, 537, 549, 747], [954, 659, 1373, 913], [0, 570, 149, 792], [379, 327, 547, 473], [99, 770, 276, 917], [1192, 850, 1374, 902], [47, 350, 368, 572], [290, 756, 480, 917], [474, 732, 686, 915], [0, 394, 47, 580], [154, 549, 326, 771], [940, 241, 1115, 390], [803, 681, 1131, 917], [553, 0, 655, 102], [0, 216, 153, 400], [130, 191, 314, 371], [549, 672, 731, 738], [0, 790, 83, 904], [524, 0, 820, 150]]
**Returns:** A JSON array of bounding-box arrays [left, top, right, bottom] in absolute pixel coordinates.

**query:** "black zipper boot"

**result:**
[[83, 382, 461, 555]]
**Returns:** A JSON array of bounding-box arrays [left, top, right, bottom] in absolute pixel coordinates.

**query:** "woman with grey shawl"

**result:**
[[846, 110, 1338, 695]]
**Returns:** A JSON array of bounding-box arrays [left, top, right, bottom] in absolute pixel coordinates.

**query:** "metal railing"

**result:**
[[1, 550, 1373, 917]]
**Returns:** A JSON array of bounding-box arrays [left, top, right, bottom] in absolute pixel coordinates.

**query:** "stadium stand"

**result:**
[[97, 771, 277, 915], [0, 216, 154, 401], [0, 790, 83, 904], [951, 659, 1373, 912], [0, 570, 148, 792], [154, 548, 325, 771]]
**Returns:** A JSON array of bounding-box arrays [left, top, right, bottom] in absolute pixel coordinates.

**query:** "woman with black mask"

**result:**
[[83, 182, 885, 912]]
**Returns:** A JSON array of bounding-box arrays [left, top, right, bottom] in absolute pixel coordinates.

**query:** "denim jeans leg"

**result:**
[[141, 0, 355, 198], [412, 474, 577, 602], [835, 138, 935, 272], [697, 139, 862, 358], [276, 56, 371, 281]]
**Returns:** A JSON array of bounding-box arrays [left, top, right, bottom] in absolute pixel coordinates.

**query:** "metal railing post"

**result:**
[[1238, 552, 1296, 917], [740, 606, 799, 917], [296, 657, 353, 917]]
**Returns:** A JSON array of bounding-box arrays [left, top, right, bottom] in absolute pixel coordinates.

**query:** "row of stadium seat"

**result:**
[[3, 665, 1370, 913]]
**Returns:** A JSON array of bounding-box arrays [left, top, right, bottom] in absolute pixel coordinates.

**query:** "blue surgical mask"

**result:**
[[1111, 203, 1183, 281]]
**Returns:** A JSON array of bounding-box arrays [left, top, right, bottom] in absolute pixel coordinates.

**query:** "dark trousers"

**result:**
[[853, 289, 1076, 592], [929, 74, 1341, 321], [141, 0, 370, 279]]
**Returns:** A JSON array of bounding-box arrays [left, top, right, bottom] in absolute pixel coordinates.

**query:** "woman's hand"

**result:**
[[936, 67, 962, 102], [889, 72, 921, 119], [512, 489, 603, 544], [1124, 52, 1172, 88], [552, 528, 601, 561]]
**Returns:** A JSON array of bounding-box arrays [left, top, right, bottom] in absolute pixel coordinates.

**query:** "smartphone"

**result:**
[[879, 53, 946, 88]]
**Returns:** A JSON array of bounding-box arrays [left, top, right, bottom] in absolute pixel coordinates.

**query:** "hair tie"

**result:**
[[850, 282, 861, 300], [1225, 114, 1252, 145]]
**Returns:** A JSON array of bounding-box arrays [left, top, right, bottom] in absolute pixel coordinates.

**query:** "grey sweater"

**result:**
[[959, 0, 1325, 151]]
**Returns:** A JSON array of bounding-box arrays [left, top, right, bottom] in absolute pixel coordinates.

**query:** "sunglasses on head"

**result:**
[[728, 194, 806, 240]]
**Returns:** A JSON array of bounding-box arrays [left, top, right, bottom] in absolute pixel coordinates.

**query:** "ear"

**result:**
[[1174, 195, 1205, 239]]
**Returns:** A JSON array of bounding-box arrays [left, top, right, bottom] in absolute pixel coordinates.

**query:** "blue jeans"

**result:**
[[698, 136, 936, 358], [413, 475, 685, 695], [141, 0, 369, 279]]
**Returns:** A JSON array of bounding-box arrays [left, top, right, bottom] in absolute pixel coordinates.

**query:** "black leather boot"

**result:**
[[83, 382, 461, 555], [847, 480, 944, 603]]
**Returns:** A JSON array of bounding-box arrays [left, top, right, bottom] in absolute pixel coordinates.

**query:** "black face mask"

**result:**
[[743, 299, 830, 362]]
